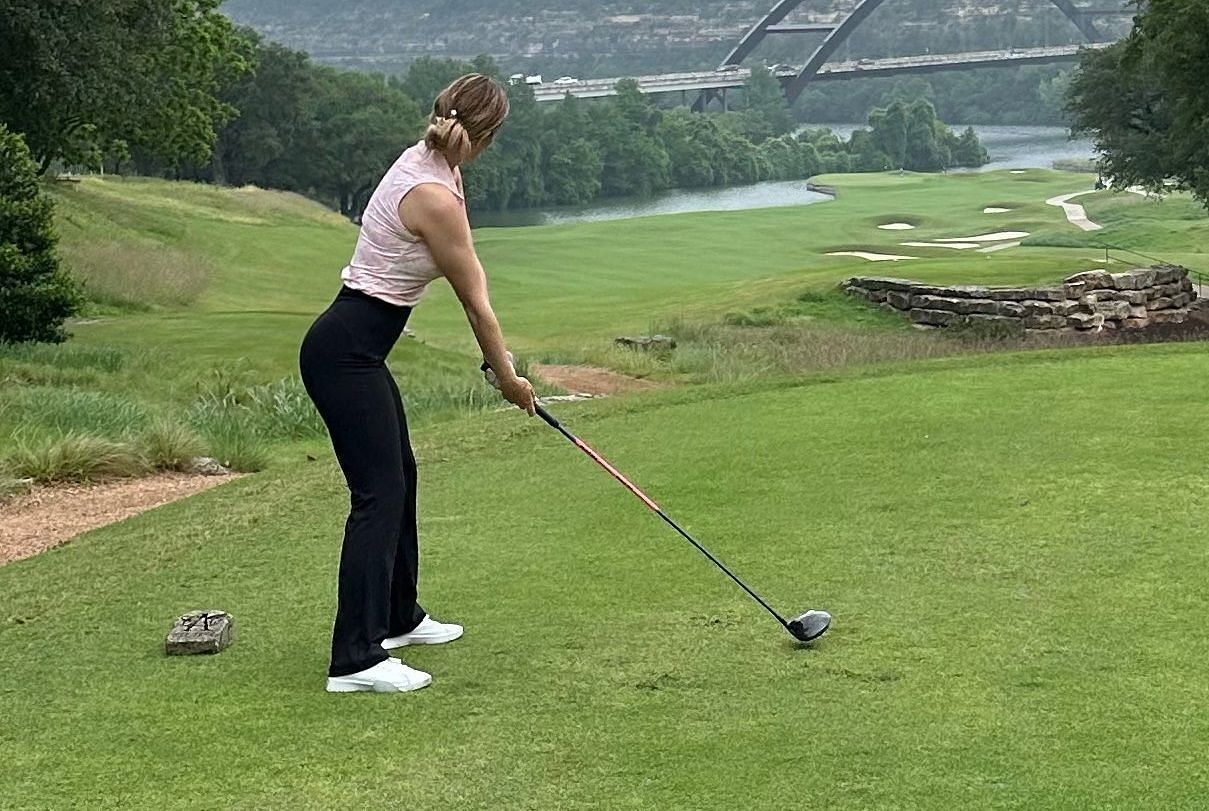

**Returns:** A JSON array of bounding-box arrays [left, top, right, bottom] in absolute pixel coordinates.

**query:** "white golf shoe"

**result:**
[[325, 658, 432, 693], [381, 615, 463, 650]]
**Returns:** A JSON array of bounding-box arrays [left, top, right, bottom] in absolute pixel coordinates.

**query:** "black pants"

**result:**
[[299, 286, 426, 677]]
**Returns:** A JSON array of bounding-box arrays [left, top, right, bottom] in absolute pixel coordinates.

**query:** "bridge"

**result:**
[[529, 0, 1130, 108], [532, 44, 1109, 104]]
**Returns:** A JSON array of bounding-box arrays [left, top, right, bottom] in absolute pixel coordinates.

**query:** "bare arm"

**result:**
[[400, 184, 535, 415]]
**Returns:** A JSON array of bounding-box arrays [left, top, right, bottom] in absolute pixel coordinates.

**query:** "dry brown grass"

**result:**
[[62, 240, 213, 308]]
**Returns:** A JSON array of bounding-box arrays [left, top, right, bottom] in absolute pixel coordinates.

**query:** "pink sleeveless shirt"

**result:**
[[340, 141, 464, 307]]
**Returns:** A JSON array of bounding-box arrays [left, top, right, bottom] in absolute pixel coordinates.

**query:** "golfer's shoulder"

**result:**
[[406, 182, 463, 216]]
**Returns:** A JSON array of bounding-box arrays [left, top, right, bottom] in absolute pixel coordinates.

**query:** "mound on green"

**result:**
[[2, 344, 1207, 809]]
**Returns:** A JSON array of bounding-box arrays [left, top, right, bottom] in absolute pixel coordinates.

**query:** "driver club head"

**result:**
[[786, 610, 831, 643]]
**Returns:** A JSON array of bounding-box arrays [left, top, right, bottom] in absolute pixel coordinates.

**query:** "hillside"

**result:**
[[51, 169, 1133, 362], [221, 0, 1131, 76]]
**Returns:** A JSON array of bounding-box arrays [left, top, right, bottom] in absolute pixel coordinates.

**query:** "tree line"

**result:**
[[194, 43, 988, 217], [795, 66, 1074, 127]]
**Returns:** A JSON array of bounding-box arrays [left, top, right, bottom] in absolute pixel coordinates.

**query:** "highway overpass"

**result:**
[[531, 43, 1110, 103]]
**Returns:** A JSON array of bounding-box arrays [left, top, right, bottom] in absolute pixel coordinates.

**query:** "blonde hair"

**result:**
[[425, 74, 509, 165]]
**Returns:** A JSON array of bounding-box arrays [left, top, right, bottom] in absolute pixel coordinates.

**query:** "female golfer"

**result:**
[[300, 74, 535, 693]]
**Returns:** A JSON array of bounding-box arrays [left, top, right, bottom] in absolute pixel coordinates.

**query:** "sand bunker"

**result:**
[[983, 207, 1011, 214], [826, 251, 916, 262], [877, 222, 916, 231], [1010, 170, 1027, 174], [936, 231, 1030, 243], [900, 241, 981, 250]]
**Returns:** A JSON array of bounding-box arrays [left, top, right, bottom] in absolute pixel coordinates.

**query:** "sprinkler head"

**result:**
[[787, 610, 831, 643]]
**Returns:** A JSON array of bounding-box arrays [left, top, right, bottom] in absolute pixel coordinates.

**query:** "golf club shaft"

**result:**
[[535, 404, 790, 628]]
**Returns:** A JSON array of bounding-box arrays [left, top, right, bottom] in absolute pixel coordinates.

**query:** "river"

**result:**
[[472, 124, 1095, 228]]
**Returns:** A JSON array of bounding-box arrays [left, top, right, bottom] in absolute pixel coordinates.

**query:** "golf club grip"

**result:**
[[479, 360, 557, 426], [535, 405, 560, 428]]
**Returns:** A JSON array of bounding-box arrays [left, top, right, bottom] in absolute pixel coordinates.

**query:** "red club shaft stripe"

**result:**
[[571, 437, 661, 512]]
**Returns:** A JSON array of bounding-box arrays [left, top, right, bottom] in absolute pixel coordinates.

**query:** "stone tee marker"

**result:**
[[165, 610, 235, 655]]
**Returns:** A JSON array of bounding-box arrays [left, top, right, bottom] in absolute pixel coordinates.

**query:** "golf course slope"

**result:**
[[56, 168, 1208, 366], [3, 343, 1207, 809]]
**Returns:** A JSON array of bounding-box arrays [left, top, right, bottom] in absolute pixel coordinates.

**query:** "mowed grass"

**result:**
[[6, 170, 1205, 806], [2, 344, 1209, 809], [54, 169, 1196, 369]]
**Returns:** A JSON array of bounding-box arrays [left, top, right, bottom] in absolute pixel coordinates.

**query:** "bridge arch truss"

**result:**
[[718, 0, 1120, 105]]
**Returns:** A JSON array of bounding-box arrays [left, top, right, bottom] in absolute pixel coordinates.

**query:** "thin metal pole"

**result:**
[[536, 405, 789, 627]]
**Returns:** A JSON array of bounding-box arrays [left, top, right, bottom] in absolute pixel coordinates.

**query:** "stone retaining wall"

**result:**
[[842, 264, 1198, 332]]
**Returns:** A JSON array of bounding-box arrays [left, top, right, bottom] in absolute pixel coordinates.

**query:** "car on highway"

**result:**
[[718, 63, 741, 73], [524, 74, 543, 86], [552, 76, 580, 86]]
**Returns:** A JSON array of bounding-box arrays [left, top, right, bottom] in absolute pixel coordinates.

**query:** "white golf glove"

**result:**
[[482, 351, 516, 390]]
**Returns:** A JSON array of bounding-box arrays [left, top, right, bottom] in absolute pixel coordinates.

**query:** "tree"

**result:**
[[0, 126, 80, 343], [0, 0, 250, 171], [209, 32, 316, 187], [588, 81, 670, 197], [397, 56, 480, 111], [543, 139, 603, 205], [864, 99, 982, 172], [1069, 0, 1209, 206], [951, 126, 989, 167], [298, 68, 424, 217], [800, 128, 851, 174], [847, 129, 892, 172], [463, 81, 546, 210], [539, 89, 604, 204], [658, 109, 716, 188], [868, 102, 910, 168], [904, 100, 948, 171], [742, 66, 795, 139]]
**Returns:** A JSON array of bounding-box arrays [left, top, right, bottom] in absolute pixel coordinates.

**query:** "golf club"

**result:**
[[484, 362, 830, 642]]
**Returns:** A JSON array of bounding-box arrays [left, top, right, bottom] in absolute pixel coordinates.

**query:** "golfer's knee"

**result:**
[[350, 486, 407, 522]]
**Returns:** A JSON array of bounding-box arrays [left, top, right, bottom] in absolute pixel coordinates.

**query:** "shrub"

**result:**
[[0, 125, 81, 342], [5, 432, 150, 483], [139, 417, 206, 471], [187, 375, 325, 441], [193, 411, 268, 473]]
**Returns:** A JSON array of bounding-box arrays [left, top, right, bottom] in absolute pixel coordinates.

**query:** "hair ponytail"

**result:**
[[425, 74, 509, 165], [425, 116, 473, 166]]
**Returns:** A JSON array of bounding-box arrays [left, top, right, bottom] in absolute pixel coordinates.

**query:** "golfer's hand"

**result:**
[[499, 374, 537, 416], [482, 351, 516, 390]]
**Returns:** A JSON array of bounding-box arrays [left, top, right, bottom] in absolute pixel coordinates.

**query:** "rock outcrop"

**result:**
[[842, 264, 1197, 332]]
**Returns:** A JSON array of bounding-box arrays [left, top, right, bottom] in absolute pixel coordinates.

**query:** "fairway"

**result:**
[[3, 345, 1209, 809], [55, 169, 1209, 371]]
